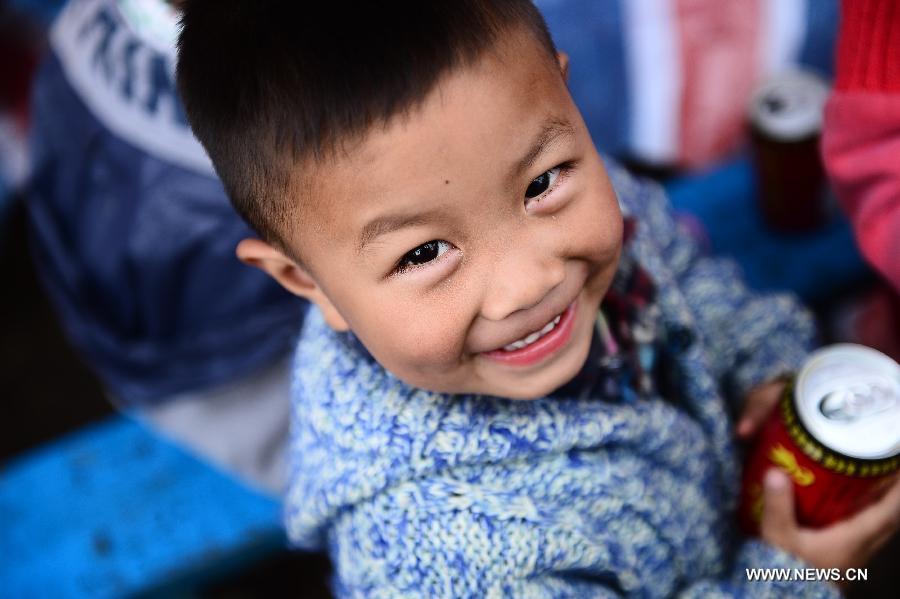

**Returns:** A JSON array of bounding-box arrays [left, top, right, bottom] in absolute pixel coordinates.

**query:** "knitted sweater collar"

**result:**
[[286, 303, 680, 549]]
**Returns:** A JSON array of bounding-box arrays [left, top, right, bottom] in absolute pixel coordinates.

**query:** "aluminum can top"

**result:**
[[795, 344, 900, 460], [748, 70, 830, 142]]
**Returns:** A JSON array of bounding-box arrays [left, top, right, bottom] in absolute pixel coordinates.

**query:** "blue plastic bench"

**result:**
[[0, 415, 286, 598]]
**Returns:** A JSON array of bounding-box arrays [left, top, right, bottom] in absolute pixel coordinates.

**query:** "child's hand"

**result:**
[[736, 379, 786, 439], [760, 469, 900, 581]]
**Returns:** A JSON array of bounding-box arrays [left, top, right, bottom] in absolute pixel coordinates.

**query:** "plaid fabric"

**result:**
[[551, 217, 690, 402]]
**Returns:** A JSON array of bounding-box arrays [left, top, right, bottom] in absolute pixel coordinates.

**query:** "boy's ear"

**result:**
[[235, 238, 350, 332], [556, 51, 570, 81]]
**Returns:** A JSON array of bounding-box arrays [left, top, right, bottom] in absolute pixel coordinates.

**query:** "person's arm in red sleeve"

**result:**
[[821, 0, 900, 293]]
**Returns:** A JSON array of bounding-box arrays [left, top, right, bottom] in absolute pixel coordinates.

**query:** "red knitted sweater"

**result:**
[[821, 0, 900, 292]]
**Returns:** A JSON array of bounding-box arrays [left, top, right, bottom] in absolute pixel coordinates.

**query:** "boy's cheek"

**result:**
[[398, 333, 467, 375], [363, 319, 468, 378], [377, 346, 470, 394], [568, 175, 623, 258], [571, 207, 623, 273]]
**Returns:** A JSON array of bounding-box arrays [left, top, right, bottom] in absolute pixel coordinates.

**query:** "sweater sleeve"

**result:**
[[821, 0, 900, 293], [611, 167, 818, 404], [326, 478, 840, 598]]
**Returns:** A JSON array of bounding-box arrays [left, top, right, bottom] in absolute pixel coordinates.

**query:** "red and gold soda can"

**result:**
[[747, 70, 831, 232], [739, 344, 900, 534]]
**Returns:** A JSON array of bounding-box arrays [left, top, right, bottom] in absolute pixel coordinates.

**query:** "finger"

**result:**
[[760, 469, 797, 544], [736, 408, 766, 439], [737, 390, 779, 439], [840, 474, 900, 543], [819, 476, 900, 568]]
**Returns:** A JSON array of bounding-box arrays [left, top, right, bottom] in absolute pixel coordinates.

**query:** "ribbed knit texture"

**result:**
[[835, 0, 900, 91], [285, 161, 836, 598], [823, 0, 900, 293]]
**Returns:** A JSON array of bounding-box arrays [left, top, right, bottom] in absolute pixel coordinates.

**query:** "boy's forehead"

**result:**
[[296, 27, 571, 250], [346, 28, 563, 164]]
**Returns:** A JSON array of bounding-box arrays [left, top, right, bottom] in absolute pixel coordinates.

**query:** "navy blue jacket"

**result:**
[[26, 0, 305, 404]]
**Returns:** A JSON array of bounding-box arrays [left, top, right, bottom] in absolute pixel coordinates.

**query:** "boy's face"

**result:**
[[258, 27, 623, 399]]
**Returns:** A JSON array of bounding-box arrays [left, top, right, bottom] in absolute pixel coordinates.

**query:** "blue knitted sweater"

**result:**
[[285, 164, 840, 598]]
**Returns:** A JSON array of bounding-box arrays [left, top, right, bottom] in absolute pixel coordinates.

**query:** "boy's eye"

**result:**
[[396, 240, 451, 272], [524, 166, 561, 199]]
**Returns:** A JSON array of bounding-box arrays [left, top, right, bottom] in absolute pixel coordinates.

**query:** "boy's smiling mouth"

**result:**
[[480, 300, 578, 367], [501, 312, 563, 351]]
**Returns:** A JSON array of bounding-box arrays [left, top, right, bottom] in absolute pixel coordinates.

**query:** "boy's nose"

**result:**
[[479, 251, 566, 322]]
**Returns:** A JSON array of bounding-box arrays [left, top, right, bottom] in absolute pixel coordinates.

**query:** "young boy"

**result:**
[[176, 1, 900, 596]]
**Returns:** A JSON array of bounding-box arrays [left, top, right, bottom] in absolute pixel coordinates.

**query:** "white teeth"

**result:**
[[501, 313, 563, 352]]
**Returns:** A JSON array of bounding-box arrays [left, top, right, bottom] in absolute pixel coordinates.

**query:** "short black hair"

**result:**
[[176, 1, 556, 253]]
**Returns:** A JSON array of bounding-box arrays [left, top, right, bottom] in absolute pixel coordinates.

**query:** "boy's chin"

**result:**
[[495, 363, 587, 400], [400, 352, 588, 400], [479, 337, 593, 400]]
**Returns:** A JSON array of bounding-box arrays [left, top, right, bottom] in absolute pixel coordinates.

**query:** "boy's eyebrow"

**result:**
[[356, 211, 437, 255], [513, 116, 575, 178]]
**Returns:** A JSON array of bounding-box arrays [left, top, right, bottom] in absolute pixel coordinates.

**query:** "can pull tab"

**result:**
[[818, 382, 898, 422], [763, 95, 787, 115]]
